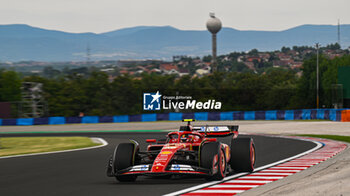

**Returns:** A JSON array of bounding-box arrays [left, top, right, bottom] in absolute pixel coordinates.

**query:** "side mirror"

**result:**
[[146, 139, 157, 143]]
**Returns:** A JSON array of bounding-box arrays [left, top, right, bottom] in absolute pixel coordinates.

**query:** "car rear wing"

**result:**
[[180, 125, 239, 138]]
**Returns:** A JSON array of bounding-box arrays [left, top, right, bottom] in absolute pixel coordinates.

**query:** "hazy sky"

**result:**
[[0, 0, 349, 33]]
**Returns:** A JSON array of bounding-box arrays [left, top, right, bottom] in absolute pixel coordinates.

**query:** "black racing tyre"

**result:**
[[230, 137, 256, 172], [200, 142, 226, 181], [114, 143, 137, 182]]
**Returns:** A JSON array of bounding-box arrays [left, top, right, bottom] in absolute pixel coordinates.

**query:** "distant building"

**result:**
[[273, 60, 294, 67], [237, 56, 244, 62], [166, 69, 180, 75], [150, 68, 162, 74], [119, 70, 129, 75], [291, 62, 303, 69], [160, 63, 178, 71], [179, 68, 190, 77], [246, 56, 261, 63], [243, 62, 255, 70], [277, 54, 292, 61], [196, 69, 210, 76], [258, 53, 271, 62]]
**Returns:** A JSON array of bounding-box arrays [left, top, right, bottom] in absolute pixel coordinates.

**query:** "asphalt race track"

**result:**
[[0, 132, 316, 196]]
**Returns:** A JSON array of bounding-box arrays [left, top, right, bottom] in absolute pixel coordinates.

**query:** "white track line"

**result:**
[[0, 137, 108, 159], [163, 136, 323, 196]]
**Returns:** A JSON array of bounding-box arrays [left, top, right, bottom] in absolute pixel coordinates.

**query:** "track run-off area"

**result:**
[[0, 121, 348, 196]]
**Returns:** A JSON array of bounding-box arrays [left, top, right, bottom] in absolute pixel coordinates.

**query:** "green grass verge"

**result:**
[[0, 137, 100, 157], [298, 134, 350, 143]]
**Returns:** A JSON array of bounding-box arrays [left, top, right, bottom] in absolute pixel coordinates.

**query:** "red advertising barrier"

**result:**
[[341, 110, 350, 122]]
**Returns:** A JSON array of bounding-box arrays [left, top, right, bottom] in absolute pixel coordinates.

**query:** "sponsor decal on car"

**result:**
[[196, 126, 230, 132], [130, 165, 150, 171], [156, 154, 170, 161], [163, 146, 177, 149], [161, 151, 172, 155], [173, 164, 181, 170], [169, 164, 194, 171]]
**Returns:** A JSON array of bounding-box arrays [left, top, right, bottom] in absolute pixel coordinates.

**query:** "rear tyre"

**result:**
[[200, 142, 226, 181], [230, 137, 256, 172], [114, 143, 138, 182]]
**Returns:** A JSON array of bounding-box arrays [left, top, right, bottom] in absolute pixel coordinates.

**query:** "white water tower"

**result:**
[[206, 13, 222, 72]]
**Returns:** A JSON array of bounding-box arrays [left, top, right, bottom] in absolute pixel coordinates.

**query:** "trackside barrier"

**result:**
[[0, 109, 347, 126], [341, 110, 350, 122], [49, 117, 65, 125]]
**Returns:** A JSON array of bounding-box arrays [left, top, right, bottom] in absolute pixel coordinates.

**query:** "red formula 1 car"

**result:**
[[106, 119, 256, 182]]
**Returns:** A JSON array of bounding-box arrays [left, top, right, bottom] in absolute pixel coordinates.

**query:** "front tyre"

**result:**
[[114, 143, 138, 182], [230, 137, 256, 172], [200, 142, 226, 181]]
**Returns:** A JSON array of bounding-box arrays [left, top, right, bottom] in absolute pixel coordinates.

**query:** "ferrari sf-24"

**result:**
[[106, 119, 256, 182]]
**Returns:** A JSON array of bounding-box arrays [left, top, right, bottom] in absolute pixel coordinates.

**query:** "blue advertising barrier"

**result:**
[[182, 113, 195, 120], [324, 110, 330, 120], [317, 110, 325, 120], [129, 114, 142, 122], [208, 112, 221, 121], [17, 118, 34, 126], [0, 108, 346, 126], [169, 112, 182, 121], [220, 112, 233, 120], [82, 116, 99, 124], [277, 110, 285, 120], [255, 111, 265, 120], [244, 111, 255, 120], [294, 110, 302, 120], [66, 117, 81, 124], [157, 113, 169, 121], [285, 110, 294, 120], [302, 109, 311, 120], [34, 117, 49, 125], [142, 114, 157, 122], [2, 118, 16, 126], [194, 112, 208, 121], [265, 110, 277, 120], [330, 110, 337, 121], [233, 111, 244, 120], [49, 117, 65, 125], [99, 116, 114, 123], [311, 110, 317, 119], [113, 115, 128, 123]]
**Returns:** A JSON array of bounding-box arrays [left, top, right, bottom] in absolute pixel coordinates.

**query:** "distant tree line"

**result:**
[[1, 54, 350, 117]]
